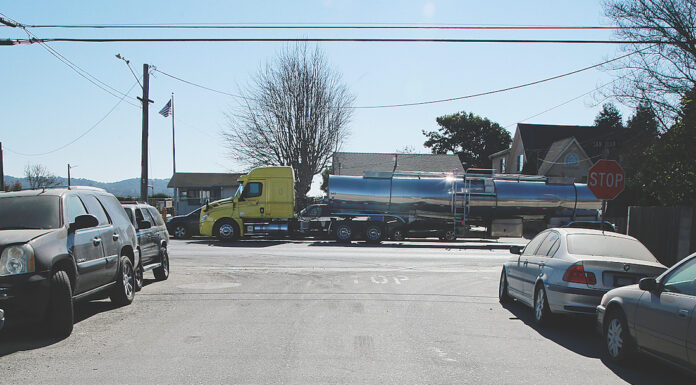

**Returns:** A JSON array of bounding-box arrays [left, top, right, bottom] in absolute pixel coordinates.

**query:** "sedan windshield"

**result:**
[[0, 195, 61, 230], [567, 234, 657, 262]]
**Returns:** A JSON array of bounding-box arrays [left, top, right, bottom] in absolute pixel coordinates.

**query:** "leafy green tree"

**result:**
[[633, 89, 696, 205], [422, 111, 511, 169], [594, 103, 624, 132]]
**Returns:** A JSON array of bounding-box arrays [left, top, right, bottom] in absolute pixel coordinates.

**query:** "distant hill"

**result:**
[[3, 175, 173, 197]]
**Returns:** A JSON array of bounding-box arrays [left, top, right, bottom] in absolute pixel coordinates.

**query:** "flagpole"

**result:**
[[171, 93, 177, 214]]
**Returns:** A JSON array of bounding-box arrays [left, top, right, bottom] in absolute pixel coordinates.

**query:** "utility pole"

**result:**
[[67, 164, 76, 188], [171, 93, 177, 213], [0, 142, 4, 192], [139, 64, 153, 202]]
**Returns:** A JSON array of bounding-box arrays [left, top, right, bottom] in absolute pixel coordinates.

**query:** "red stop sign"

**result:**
[[587, 160, 625, 200]]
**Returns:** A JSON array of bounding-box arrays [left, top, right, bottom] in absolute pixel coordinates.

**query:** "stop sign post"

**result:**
[[587, 160, 625, 231]]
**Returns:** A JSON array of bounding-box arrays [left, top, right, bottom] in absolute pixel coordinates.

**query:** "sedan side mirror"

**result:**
[[510, 245, 523, 255], [138, 220, 152, 230], [639, 277, 659, 292], [69, 214, 99, 232]]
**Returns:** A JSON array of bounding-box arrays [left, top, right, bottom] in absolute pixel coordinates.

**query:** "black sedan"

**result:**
[[166, 207, 202, 239]]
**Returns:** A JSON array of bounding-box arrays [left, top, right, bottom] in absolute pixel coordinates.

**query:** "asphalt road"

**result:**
[[0, 238, 692, 384]]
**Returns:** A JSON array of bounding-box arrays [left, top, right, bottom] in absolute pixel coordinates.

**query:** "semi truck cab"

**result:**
[[200, 166, 295, 241]]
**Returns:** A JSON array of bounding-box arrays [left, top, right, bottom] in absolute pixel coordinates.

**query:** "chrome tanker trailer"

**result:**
[[324, 170, 601, 242]]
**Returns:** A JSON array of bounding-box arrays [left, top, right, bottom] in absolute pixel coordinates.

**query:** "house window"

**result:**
[[517, 154, 524, 173], [500, 158, 506, 173], [565, 153, 579, 167]]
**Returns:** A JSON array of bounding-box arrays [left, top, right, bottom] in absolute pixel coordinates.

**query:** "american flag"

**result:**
[[159, 99, 172, 117]]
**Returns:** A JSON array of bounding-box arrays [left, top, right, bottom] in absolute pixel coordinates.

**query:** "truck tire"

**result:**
[[47, 270, 74, 337], [110, 256, 135, 306], [213, 219, 240, 242], [365, 223, 383, 244], [335, 221, 353, 243], [153, 248, 170, 281]]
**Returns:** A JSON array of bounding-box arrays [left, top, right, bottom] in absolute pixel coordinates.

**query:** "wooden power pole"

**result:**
[[139, 64, 153, 202]]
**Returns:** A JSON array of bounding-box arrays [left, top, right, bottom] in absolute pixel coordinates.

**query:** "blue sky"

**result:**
[[2, 1, 628, 193]]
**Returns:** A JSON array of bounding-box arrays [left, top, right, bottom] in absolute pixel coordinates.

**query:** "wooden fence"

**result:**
[[627, 206, 696, 266]]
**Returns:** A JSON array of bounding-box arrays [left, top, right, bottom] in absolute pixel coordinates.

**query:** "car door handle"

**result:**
[[678, 309, 689, 318], [92, 237, 101, 246], [113, 233, 120, 241]]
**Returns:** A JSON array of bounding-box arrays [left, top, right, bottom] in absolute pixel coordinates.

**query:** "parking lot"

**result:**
[[0, 239, 692, 384]]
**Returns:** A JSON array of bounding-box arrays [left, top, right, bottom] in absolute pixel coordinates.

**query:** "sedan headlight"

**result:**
[[200, 215, 208, 223], [0, 244, 35, 276]]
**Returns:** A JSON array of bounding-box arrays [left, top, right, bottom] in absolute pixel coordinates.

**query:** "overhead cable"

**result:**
[[9, 37, 660, 45], [4, 82, 139, 157]]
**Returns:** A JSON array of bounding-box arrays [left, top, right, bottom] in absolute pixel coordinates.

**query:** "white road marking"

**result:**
[[177, 282, 241, 290]]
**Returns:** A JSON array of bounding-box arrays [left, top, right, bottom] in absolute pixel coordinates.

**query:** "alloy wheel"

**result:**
[[123, 261, 133, 298], [607, 318, 624, 358]]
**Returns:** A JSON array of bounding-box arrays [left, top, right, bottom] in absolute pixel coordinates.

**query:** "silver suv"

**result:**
[[0, 187, 138, 337]]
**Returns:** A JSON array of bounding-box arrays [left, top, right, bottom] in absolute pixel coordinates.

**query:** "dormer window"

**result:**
[[565, 153, 579, 167]]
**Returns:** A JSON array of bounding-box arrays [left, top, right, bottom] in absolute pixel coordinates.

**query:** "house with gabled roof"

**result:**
[[332, 152, 464, 176], [489, 123, 622, 182]]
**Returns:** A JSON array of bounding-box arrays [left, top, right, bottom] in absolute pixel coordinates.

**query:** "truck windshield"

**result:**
[[233, 184, 244, 199], [0, 195, 62, 230]]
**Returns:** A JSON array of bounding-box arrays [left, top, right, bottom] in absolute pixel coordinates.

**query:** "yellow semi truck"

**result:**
[[199, 166, 296, 241]]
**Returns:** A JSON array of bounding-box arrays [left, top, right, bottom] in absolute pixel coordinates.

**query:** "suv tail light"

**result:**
[[563, 263, 597, 285]]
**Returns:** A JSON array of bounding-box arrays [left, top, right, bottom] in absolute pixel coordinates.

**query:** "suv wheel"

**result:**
[[134, 263, 144, 292], [110, 256, 135, 306], [48, 270, 74, 337], [153, 248, 170, 281]]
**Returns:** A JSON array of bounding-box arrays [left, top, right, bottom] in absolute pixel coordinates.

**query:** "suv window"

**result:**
[[66, 195, 88, 224], [80, 194, 110, 226], [522, 232, 549, 256], [147, 207, 165, 226], [243, 182, 262, 198], [0, 195, 61, 230]]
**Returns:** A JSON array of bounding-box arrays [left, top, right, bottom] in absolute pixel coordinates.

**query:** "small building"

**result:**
[[168, 172, 242, 214], [489, 123, 622, 182], [332, 152, 464, 176]]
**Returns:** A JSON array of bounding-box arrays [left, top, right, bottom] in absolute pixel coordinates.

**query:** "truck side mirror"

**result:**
[[510, 245, 523, 255], [138, 220, 152, 230]]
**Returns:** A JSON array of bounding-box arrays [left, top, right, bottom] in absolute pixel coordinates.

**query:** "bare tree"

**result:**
[[603, 0, 696, 128], [24, 164, 59, 189], [223, 43, 354, 207]]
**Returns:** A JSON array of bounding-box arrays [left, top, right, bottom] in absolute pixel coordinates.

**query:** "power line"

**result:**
[[12, 23, 623, 30], [153, 69, 247, 99], [8, 37, 659, 45], [154, 49, 644, 110], [4, 82, 139, 157], [0, 13, 141, 107]]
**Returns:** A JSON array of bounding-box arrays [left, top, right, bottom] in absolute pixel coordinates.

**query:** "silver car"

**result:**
[[499, 228, 666, 325], [597, 252, 696, 371]]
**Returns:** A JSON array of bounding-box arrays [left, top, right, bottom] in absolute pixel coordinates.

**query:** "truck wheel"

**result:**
[[335, 222, 353, 243], [110, 256, 135, 306], [365, 223, 383, 244], [134, 263, 144, 292], [214, 219, 239, 242], [47, 270, 74, 337], [391, 228, 406, 241], [153, 248, 170, 281]]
